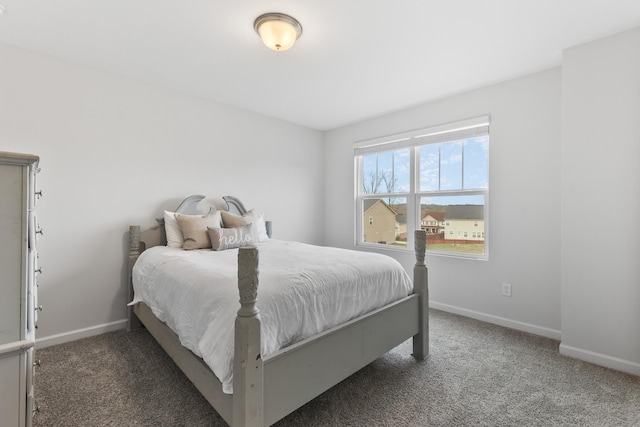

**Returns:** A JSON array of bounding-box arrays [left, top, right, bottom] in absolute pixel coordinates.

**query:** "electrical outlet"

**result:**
[[502, 283, 512, 297]]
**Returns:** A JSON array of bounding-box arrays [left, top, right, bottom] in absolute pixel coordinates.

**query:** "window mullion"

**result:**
[[461, 140, 465, 189], [438, 144, 441, 191], [406, 147, 417, 250], [354, 156, 363, 245]]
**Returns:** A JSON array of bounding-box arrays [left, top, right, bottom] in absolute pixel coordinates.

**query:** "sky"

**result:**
[[362, 135, 488, 206]]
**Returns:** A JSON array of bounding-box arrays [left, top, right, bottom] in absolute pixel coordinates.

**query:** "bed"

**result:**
[[127, 195, 428, 427]]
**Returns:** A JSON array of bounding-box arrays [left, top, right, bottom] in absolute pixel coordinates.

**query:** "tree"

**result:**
[[363, 170, 384, 194], [363, 169, 398, 205]]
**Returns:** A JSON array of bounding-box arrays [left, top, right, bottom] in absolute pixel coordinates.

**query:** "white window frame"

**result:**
[[354, 116, 490, 259]]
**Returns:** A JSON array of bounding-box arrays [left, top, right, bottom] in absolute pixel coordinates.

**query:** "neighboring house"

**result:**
[[421, 212, 445, 234], [363, 199, 398, 244], [395, 212, 407, 240], [444, 205, 485, 241]]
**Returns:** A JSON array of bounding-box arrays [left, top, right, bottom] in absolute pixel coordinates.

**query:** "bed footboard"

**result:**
[[231, 231, 429, 426]]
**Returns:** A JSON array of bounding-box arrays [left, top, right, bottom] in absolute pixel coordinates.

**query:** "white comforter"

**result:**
[[131, 239, 412, 394]]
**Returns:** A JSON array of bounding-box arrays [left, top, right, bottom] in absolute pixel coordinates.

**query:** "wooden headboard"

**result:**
[[175, 195, 248, 217]]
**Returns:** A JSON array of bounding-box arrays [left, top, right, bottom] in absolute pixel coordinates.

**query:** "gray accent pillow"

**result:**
[[175, 211, 222, 250], [220, 209, 269, 242], [207, 224, 256, 251]]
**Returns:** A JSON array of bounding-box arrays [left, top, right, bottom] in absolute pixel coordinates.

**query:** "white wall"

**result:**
[[0, 43, 324, 345], [560, 27, 640, 374], [324, 68, 563, 339]]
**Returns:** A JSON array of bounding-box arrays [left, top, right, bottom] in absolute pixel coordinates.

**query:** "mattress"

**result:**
[[131, 239, 413, 393]]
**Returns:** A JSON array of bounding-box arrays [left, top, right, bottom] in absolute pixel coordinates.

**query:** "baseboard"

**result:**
[[36, 319, 128, 348], [559, 343, 640, 376], [430, 301, 562, 340]]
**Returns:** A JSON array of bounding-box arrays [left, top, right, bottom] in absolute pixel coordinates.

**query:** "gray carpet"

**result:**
[[33, 310, 640, 426]]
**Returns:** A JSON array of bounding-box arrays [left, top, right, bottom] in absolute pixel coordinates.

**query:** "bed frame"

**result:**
[[127, 195, 428, 427]]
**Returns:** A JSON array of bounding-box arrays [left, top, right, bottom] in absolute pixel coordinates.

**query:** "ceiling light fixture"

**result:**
[[254, 13, 302, 52]]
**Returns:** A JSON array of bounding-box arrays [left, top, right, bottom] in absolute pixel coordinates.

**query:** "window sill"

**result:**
[[356, 242, 488, 261]]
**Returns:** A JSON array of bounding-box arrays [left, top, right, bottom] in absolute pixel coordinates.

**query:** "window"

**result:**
[[355, 116, 489, 258]]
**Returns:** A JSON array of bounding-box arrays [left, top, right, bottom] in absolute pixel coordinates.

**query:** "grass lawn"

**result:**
[[426, 243, 484, 255], [389, 241, 484, 256]]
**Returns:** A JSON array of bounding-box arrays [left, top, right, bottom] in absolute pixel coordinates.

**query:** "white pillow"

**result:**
[[164, 210, 183, 248], [220, 209, 269, 242]]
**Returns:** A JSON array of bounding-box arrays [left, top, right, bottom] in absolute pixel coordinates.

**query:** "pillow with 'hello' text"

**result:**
[[207, 224, 256, 251], [220, 210, 269, 242]]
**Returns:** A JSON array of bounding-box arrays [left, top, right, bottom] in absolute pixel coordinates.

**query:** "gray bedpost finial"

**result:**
[[129, 225, 141, 257], [128, 225, 143, 331], [237, 246, 260, 316], [415, 229, 426, 266]]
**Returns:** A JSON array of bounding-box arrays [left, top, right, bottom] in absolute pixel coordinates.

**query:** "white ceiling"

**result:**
[[1, 1, 640, 130]]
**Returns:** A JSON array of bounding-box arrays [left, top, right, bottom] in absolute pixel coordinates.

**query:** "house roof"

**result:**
[[445, 205, 484, 220], [363, 199, 398, 216], [422, 212, 446, 222]]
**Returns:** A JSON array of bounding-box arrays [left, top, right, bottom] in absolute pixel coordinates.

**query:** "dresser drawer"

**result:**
[[27, 250, 39, 331], [0, 352, 27, 427]]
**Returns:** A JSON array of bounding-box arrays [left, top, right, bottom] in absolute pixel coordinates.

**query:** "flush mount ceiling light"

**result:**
[[254, 13, 302, 52]]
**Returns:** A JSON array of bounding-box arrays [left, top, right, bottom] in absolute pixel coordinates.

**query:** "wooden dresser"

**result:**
[[0, 151, 41, 427]]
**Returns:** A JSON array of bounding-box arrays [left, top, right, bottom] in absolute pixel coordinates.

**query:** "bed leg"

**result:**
[[128, 225, 142, 331], [412, 230, 429, 359], [233, 246, 264, 427]]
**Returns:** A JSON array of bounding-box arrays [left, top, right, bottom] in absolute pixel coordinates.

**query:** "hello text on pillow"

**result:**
[[220, 210, 269, 242], [208, 224, 256, 251]]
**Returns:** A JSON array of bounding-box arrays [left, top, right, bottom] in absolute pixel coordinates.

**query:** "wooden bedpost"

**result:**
[[233, 246, 264, 427], [412, 230, 429, 359], [128, 225, 143, 331]]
